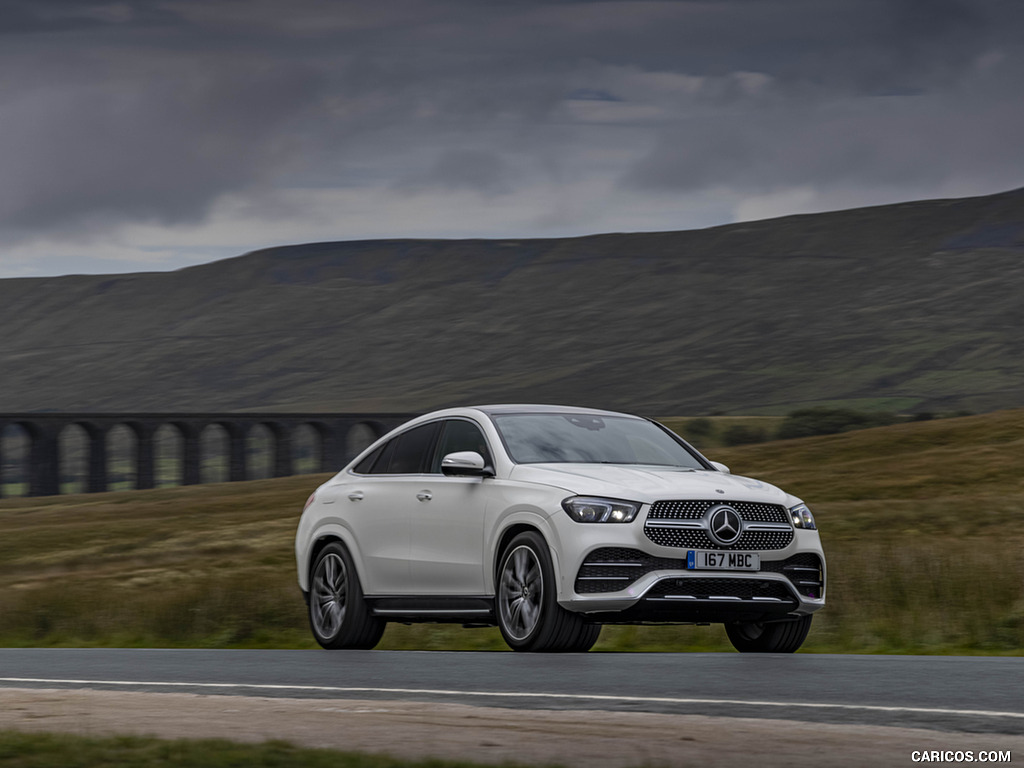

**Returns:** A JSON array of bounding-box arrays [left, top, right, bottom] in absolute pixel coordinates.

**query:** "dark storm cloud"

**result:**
[[0, 0, 1022, 255], [617, 0, 1024, 196], [0, 0, 183, 36], [0, 0, 566, 238], [1, 57, 327, 229], [446, 0, 993, 92], [398, 150, 512, 196]]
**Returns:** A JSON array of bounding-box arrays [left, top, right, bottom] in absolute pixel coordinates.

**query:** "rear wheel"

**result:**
[[496, 531, 601, 652], [725, 615, 812, 653], [308, 542, 385, 649]]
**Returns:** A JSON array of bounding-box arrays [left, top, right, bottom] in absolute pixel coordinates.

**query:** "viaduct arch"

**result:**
[[0, 412, 412, 498]]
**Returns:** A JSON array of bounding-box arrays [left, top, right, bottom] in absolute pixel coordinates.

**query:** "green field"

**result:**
[[1, 410, 1022, 654], [0, 731, 539, 768]]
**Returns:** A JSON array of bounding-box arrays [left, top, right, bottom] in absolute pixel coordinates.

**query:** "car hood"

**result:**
[[507, 463, 791, 505]]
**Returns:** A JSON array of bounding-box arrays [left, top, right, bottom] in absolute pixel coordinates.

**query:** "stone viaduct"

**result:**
[[0, 412, 413, 498]]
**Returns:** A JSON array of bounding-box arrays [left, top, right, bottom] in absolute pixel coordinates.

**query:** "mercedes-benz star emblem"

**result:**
[[707, 505, 742, 546]]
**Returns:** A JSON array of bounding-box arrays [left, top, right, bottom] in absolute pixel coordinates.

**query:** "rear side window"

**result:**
[[365, 422, 441, 474], [352, 444, 384, 474], [369, 438, 397, 474]]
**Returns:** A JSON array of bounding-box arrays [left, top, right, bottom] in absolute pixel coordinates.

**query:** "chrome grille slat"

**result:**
[[584, 562, 645, 567], [644, 527, 794, 551], [647, 499, 790, 523], [648, 596, 787, 604], [761, 553, 824, 598], [645, 577, 796, 603]]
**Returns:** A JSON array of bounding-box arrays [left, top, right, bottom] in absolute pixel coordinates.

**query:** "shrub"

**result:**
[[721, 424, 767, 446], [683, 417, 714, 445], [776, 408, 899, 440]]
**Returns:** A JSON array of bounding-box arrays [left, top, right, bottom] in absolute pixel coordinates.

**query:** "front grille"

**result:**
[[648, 499, 789, 523], [644, 499, 793, 550], [644, 527, 794, 551], [646, 578, 794, 602], [762, 553, 824, 599]]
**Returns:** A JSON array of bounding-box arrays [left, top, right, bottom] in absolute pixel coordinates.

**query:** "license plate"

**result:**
[[687, 550, 760, 571]]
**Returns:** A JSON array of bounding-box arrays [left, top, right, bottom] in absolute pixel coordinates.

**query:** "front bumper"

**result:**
[[568, 560, 825, 623], [548, 511, 826, 623]]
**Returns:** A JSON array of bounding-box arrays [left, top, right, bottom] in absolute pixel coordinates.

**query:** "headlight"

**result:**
[[562, 496, 641, 523], [789, 502, 817, 530]]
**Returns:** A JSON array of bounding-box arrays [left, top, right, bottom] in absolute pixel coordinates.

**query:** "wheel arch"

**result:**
[[308, 535, 341, 577], [492, 523, 557, 594], [301, 524, 367, 593]]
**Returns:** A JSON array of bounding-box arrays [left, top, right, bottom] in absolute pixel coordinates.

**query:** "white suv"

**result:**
[[295, 405, 825, 652]]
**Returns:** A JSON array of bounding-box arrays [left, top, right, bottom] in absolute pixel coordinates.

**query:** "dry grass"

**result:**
[[1, 411, 1023, 653], [712, 408, 1024, 503]]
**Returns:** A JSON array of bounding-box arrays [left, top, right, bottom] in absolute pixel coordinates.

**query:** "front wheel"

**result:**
[[725, 615, 812, 653], [496, 531, 601, 652], [308, 542, 385, 649]]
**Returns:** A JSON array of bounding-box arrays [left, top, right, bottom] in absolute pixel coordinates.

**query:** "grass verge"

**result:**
[[0, 731, 549, 768], [1, 410, 1023, 653]]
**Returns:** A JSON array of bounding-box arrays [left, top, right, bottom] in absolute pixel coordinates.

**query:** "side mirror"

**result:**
[[441, 451, 494, 477], [710, 460, 731, 474]]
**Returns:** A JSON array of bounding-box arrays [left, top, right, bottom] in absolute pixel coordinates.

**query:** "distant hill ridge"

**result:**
[[2, 186, 1023, 415]]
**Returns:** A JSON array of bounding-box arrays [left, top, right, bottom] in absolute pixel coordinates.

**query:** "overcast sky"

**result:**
[[1, 0, 1022, 277]]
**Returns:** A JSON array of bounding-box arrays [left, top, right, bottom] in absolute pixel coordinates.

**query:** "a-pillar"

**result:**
[[29, 425, 60, 497], [134, 423, 156, 490], [87, 427, 108, 493], [181, 423, 201, 486], [0, 426, 5, 499], [228, 423, 248, 482]]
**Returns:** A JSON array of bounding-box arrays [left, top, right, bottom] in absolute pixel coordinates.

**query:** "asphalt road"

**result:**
[[1, 649, 1022, 734]]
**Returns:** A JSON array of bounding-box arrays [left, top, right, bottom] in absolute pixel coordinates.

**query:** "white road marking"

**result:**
[[1, 677, 1022, 720]]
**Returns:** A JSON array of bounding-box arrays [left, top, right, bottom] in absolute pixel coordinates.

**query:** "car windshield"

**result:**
[[490, 412, 705, 468]]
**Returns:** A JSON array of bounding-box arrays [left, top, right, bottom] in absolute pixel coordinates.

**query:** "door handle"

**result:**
[[348, 491, 364, 502], [416, 491, 433, 502]]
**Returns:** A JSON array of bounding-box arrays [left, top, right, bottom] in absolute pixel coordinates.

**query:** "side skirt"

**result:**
[[366, 595, 496, 625]]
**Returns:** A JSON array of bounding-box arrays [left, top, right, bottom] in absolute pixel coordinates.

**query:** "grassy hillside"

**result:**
[[1, 187, 1023, 415], [1, 410, 1021, 653]]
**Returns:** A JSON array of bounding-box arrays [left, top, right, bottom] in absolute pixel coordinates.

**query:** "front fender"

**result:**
[[484, 504, 562, 595]]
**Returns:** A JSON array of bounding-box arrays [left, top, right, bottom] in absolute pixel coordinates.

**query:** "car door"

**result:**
[[405, 418, 493, 595], [339, 421, 441, 595]]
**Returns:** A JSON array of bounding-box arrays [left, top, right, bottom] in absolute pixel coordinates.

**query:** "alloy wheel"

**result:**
[[498, 545, 543, 641], [311, 552, 348, 639]]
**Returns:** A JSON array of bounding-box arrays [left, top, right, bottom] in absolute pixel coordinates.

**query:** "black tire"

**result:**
[[308, 542, 385, 649], [496, 531, 601, 652], [725, 615, 812, 653]]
